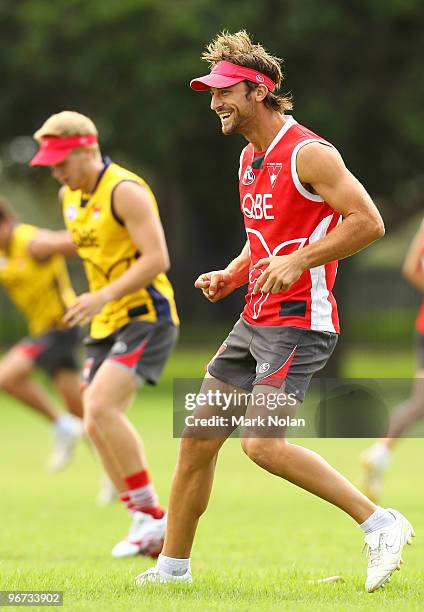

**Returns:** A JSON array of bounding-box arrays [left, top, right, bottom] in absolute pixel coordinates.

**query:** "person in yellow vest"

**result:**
[[30, 111, 179, 558], [0, 196, 83, 470]]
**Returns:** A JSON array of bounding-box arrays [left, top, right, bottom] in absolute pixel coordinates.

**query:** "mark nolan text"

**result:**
[[185, 415, 305, 428]]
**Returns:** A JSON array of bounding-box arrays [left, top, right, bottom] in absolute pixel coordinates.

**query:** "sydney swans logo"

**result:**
[[242, 165, 255, 186], [266, 163, 282, 189]]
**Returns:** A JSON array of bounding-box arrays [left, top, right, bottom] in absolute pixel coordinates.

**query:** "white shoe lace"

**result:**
[[135, 567, 161, 584], [366, 533, 387, 567]]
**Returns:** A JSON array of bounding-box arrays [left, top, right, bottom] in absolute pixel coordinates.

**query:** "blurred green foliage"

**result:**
[[1, 0, 423, 212]]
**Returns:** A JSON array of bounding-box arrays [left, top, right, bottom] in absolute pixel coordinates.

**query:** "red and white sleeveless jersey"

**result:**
[[239, 115, 341, 333]]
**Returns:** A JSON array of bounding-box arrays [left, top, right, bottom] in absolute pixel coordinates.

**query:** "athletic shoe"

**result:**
[[360, 443, 390, 503], [48, 414, 84, 471], [135, 566, 192, 585], [364, 508, 415, 592], [111, 511, 166, 558], [96, 474, 118, 506]]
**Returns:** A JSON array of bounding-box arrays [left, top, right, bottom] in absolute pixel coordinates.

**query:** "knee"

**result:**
[[0, 362, 22, 390], [83, 386, 110, 438], [0, 374, 21, 393], [0, 376, 11, 392], [178, 437, 220, 471], [241, 437, 287, 470]]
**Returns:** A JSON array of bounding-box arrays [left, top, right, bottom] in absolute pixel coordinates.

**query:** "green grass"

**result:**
[[0, 348, 422, 611]]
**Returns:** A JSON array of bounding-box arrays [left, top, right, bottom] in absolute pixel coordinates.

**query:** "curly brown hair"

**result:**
[[202, 30, 292, 112]]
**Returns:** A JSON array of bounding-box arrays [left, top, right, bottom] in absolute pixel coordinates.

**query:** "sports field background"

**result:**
[[1, 347, 422, 611]]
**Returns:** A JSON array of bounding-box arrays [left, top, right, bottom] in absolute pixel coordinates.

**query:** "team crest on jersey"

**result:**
[[92, 206, 101, 221], [242, 165, 255, 186], [65, 205, 78, 221], [266, 163, 282, 189], [111, 341, 128, 354]]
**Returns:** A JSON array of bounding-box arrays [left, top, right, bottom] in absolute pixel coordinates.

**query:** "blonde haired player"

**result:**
[[30, 111, 179, 558], [136, 30, 414, 592], [0, 195, 83, 470]]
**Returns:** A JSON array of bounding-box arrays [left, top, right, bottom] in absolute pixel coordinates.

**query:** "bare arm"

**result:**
[[295, 143, 384, 267], [99, 181, 170, 301], [28, 229, 77, 260], [29, 186, 78, 260], [254, 143, 385, 294], [63, 181, 170, 326], [194, 241, 250, 302], [226, 241, 251, 282], [402, 227, 424, 292]]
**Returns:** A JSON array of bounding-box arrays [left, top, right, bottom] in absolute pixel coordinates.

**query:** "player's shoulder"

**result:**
[[287, 116, 325, 141], [238, 143, 253, 176], [112, 178, 156, 224], [14, 223, 38, 241], [10, 223, 39, 255], [287, 119, 339, 164], [108, 161, 144, 183]]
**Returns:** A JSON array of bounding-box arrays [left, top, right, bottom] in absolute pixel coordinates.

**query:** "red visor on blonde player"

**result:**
[[190, 60, 276, 92], [29, 134, 98, 167]]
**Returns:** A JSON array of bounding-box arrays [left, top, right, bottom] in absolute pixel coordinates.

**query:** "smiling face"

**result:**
[[210, 81, 258, 135]]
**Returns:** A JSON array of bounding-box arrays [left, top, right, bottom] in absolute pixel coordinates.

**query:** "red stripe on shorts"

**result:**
[[18, 342, 48, 360], [256, 345, 297, 389], [109, 338, 149, 369]]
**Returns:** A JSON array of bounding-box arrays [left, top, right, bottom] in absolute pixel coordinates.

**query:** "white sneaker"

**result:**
[[111, 511, 166, 558], [360, 444, 390, 503], [364, 508, 415, 592], [96, 474, 118, 506], [48, 414, 84, 471], [135, 566, 192, 585]]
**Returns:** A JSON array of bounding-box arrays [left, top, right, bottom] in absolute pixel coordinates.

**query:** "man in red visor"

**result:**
[[31, 111, 179, 558], [136, 31, 413, 593]]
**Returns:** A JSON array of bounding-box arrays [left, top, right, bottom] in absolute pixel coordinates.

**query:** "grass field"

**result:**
[[0, 348, 423, 611]]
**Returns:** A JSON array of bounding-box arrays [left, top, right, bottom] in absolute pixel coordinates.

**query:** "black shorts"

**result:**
[[17, 327, 80, 377], [207, 317, 338, 402], [82, 320, 179, 387]]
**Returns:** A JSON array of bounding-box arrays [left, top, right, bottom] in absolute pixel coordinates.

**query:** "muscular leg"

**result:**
[[0, 346, 59, 422], [162, 374, 241, 558], [163, 437, 225, 557], [83, 360, 148, 492], [53, 369, 84, 418], [240, 383, 376, 524]]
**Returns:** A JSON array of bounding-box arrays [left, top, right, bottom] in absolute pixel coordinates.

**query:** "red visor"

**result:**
[[29, 134, 98, 166], [190, 60, 275, 92]]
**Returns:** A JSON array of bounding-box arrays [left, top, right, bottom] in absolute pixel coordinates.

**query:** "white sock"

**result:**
[[370, 442, 391, 469], [360, 507, 396, 534], [54, 413, 80, 435], [127, 483, 158, 510], [156, 554, 190, 576]]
